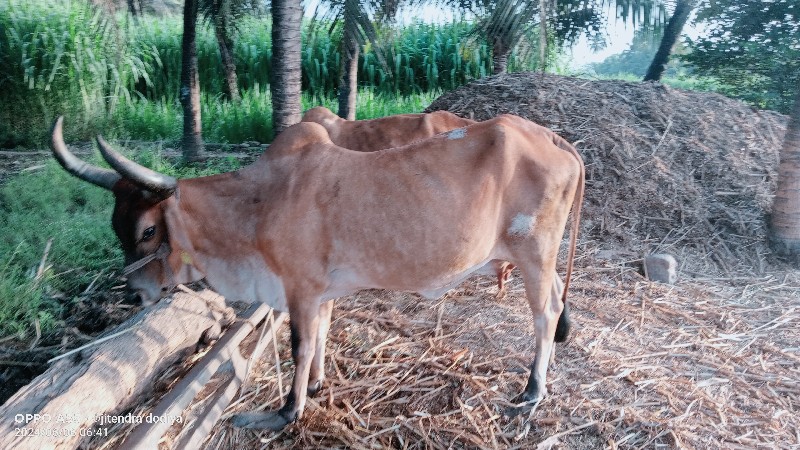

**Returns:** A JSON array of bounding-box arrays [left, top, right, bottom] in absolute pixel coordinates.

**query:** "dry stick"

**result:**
[[47, 325, 139, 363], [270, 311, 284, 400], [172, 311, 287, 450], [121, 302, 273, 450], [240, 309, 274, 397], [35, 238, 52, 280]]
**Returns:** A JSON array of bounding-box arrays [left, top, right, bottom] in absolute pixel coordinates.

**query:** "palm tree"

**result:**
[[180, 0, 206, 162], [127, 0, 142, 17], [467, 0, 604, 75], [200, 0, 263, 102], [480, 0, 538, 74], [643, 0, 696, 82], [770, 89, 800, 261], [338, 0, 365, 120], [200, 0, 243, 102], [311, 0, 393, 120], [271, 0, 304, 135]]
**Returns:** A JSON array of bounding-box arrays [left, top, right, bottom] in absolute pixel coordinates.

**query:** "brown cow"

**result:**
[[50, 113, 583, 430], [301, 106, 520, 296]]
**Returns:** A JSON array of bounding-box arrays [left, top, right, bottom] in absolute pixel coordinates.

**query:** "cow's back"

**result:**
[[301, 106, 475, 151]]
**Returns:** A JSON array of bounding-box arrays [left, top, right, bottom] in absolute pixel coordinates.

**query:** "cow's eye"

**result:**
[[142, 226, 156, 241]]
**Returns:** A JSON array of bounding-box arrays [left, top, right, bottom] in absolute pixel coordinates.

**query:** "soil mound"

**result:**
[[427, 73, 789, 276]]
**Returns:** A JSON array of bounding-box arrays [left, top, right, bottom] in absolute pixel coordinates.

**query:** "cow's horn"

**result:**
[[96, 135, 177, 196], [50, 117, 121, 190]]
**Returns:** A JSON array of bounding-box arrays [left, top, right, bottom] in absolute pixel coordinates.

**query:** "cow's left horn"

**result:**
[[96, 135, 177, 196], [50, 117, 121, 190]]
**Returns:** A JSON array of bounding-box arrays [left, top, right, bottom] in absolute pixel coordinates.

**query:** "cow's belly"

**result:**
[[321, 257, 497, 302], [414, 258, 494, 299]]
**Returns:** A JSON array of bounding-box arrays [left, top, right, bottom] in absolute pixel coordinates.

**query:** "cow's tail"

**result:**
[[554, 134, 584, 343]]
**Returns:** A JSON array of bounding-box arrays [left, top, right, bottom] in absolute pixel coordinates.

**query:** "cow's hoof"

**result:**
[[307, 379, 323, 397], [230, 410, 295, 431], [200, 323, 222, 345], [504, 395, 542, 418]]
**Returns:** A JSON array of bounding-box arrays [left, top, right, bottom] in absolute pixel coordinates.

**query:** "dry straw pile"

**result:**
[[92, 74, 798, 449]]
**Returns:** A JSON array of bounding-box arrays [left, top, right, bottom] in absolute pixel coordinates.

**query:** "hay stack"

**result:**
[[427, 73, 789, 276]]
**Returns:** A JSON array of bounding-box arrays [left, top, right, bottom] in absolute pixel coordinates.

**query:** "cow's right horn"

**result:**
[[50, 117, 121, 190], [96, 135, 177, 196]]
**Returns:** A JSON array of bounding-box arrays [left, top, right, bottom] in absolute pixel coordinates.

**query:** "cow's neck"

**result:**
[[172, 169, 289, 308]]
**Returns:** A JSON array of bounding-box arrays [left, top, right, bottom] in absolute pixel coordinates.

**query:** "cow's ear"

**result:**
[[161, 196, 206, 282]]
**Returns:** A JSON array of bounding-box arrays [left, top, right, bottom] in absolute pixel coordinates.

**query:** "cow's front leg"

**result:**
[[308, 299, 333, 396], [231, 300, 321, 431]]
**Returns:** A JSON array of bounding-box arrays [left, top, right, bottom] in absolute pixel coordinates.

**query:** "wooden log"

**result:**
[[119, 304, 285, 449], [172, 311, 287, 450], [0, 290, 228, 450]]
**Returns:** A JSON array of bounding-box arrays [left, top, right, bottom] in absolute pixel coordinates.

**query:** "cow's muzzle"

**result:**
[[123, 242, 175, 305]]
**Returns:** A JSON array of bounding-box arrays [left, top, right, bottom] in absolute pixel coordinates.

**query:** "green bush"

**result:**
[[0, 161, 118, 337]]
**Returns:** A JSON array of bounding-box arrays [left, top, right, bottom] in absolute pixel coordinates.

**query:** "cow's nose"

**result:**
[[124, 289, 143, 305], [125, 288, 159, 306]]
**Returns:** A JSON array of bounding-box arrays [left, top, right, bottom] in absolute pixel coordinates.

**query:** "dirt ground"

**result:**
[[200, 262, 799, 449], [4, 73, 800, 449]]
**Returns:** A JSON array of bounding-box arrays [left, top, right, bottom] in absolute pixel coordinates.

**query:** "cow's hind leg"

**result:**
[[231, 300, 321, 431], [550, 273, 569, 365], [308, 299, 334, 396], [552, 273, 569, 343], [509, 263, 563, 415]]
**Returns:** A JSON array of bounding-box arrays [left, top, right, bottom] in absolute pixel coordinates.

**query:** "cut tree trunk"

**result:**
[[0, 290, 229, 450]]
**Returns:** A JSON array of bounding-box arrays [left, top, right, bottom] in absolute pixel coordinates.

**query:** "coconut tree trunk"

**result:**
[[492, 40, 510, 75], [643, 0, 695, 82], [180, 0, 205, 162], [271, 0, 303, 136], [127, 0, 139, 17], [538, 0, 547, 73], [337, 1, 360, 121], [770, 89, 800, 260], [214, 17, 240, 102]]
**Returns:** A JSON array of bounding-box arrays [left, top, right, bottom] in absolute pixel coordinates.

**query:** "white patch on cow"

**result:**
[[446, 128, 466, 140], [508, 213, 537, 237]]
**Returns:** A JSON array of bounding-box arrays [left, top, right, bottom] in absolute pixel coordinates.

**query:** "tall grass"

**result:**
[[111, 87, 439, 143], [0, 0, 158, 146], [0, 0, 541, 147], [130, 16, 534, 100]]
